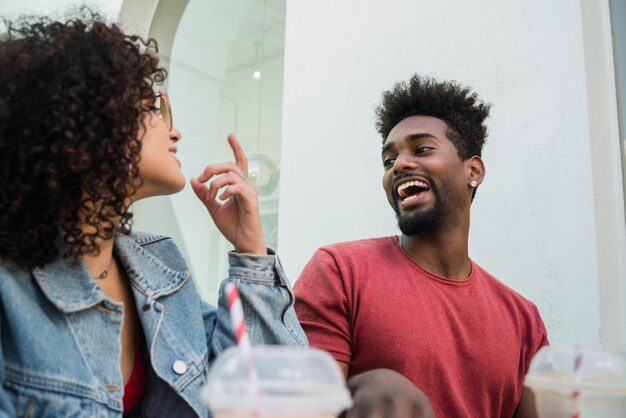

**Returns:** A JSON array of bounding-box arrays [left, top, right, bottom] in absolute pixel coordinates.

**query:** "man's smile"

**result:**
[[393, 176, 432, 208]]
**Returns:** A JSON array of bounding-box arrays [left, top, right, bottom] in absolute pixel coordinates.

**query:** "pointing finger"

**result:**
[[228, 134, 249, 176]]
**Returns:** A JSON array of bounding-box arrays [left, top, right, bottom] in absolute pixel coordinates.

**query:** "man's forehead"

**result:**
[[383, 115, 448, 147]]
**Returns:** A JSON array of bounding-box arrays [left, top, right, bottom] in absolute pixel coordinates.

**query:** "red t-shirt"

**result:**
[[294, 236, 548, 418]]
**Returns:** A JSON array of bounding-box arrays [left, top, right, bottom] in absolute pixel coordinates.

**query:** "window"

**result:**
[[156, 0, 286, 302]]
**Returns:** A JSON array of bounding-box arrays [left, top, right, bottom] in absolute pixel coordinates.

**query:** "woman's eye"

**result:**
[[415, 146, 432, 154], [151, 106, 163, 118]]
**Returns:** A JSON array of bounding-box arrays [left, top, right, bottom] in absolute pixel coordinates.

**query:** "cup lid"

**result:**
[[524, 346, 626, 396], [201, 346, 352, 414]]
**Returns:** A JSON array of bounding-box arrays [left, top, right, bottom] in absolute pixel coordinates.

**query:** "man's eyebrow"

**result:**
[[381, 132, 437, 154], [406, 132, 437, 142], [381, 142, 394, 154]]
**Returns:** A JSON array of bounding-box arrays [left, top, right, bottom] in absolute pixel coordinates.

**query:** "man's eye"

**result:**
[[415, 146, 432, 154], [383, 158, 395, 169]]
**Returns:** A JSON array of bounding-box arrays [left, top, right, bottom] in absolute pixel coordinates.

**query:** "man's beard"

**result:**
[[394, 181, 449, 236], [396, 197, 446, 235]]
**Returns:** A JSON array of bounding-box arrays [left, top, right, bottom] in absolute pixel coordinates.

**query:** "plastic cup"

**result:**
[[201, 346, 352, 418], [524, 346, 626, 418]]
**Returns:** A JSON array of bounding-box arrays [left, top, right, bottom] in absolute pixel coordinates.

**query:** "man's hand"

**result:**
[[341, 369, 434, 418], [513, 387, 539, 418]]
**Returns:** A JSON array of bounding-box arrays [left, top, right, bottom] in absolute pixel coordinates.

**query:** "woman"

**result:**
[[0, 10, 305, 417]]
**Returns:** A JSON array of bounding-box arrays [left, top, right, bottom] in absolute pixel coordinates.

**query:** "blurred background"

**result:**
[[1, 0, 625, 351]]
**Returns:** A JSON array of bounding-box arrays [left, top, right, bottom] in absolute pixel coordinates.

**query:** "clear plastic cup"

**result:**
[[201, 346, 352, 418], [524, 346, 626, 418]]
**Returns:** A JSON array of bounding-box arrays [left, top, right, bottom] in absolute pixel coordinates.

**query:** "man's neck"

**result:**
[[399, 227, 471, 280]]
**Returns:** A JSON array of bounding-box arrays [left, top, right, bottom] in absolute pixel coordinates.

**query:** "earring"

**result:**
[[470, 180, 477, 188]]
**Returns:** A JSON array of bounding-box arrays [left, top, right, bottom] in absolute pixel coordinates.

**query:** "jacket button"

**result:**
[[173, 360, 187, 375], [142, 303, 151, 311]]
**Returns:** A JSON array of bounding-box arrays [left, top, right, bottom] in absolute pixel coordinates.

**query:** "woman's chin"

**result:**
[[163, 178, 187, 196], [133, 176, 187, 201]]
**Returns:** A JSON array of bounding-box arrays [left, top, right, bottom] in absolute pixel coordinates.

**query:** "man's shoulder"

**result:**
[[472, 262, 540, 312], [301, 236, 400, 277], [318, 236, 397, 256]]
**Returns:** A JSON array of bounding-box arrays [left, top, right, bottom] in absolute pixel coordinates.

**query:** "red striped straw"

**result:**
[[225, 281, 260, 413], [571, 348, 584, 418], [226, 281, 251, 348]]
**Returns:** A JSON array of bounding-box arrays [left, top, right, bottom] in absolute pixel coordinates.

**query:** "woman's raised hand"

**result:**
[[190, 134, 266, 255]]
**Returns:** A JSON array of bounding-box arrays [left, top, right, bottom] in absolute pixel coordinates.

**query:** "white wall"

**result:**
[[278, 0, 611, 348], [5, 0, 623, 349]]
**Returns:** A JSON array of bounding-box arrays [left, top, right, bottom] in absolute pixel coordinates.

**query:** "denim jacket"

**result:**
[[0, 232, 307, 418]]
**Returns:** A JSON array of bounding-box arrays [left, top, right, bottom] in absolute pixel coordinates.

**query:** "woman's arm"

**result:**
[[193, 135, 307, 355], [0, 316, 16, 418], [205, 250, 307, 356]]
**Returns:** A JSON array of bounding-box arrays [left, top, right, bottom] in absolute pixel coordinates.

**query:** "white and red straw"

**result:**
[[226, 281, 251, 348], [225, 281, 260, 411], [571, 348, 584, 418]]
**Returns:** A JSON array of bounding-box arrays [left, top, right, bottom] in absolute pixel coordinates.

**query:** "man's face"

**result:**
[[381, 115, 470, 235]]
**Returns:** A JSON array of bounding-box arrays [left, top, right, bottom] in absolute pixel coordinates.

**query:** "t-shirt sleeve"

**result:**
[[525, 303, 550, 371], [294, 248, 352, 364]]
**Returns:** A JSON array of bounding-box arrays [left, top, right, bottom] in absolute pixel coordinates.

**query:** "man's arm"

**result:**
[[294, 249, 353, 363], [515, 304, 547, 418], [513, 387, 538, 418], [337, 361, 349, 378]]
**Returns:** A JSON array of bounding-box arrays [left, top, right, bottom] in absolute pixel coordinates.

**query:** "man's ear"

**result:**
[[466, 155, 485, 186]]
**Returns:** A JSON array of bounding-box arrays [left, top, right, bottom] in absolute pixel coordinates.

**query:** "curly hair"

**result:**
[[0, 9, 166, 269], [375, 75, 491, 160]]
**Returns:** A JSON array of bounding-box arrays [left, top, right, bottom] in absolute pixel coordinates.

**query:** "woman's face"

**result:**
[[133, 104, 185, 200]]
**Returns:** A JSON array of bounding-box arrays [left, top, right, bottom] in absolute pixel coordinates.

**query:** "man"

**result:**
[[294, 75, 548, 418]]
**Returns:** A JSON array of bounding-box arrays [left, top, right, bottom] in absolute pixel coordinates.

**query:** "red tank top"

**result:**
[[123, 326, 147, 415]]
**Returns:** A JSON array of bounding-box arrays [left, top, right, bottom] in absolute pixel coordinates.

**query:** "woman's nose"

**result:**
[[170, 126, 182, 143]]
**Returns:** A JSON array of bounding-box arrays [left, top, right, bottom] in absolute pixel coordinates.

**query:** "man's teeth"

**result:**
[[397, 180, 429, 198]]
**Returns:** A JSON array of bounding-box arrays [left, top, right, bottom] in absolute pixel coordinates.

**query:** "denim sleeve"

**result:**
[[0, 315, 16, 417], [206, 249, 308, 358]]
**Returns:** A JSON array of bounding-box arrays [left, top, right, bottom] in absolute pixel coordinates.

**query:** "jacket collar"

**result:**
[[33, 233, 190, 313], [32, 251, 105, 313], [114, 232, 190, 300]]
